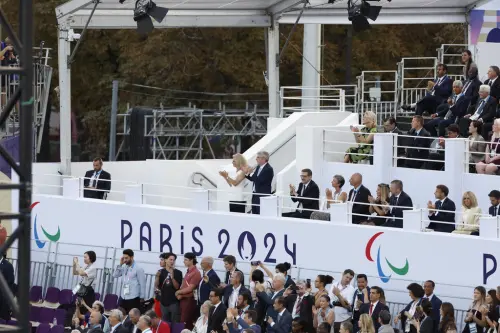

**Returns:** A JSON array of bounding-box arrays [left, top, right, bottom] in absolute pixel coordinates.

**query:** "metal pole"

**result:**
[[109, 80, 119, 161], [345, 26, 353, 84]]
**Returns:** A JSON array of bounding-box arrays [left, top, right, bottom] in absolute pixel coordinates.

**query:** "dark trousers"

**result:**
[[282, 211, 312, 219], [119, 297, 141, 314], [161, 302, 179, 323], [251, 194, 261, 214], [180, 297, 196, 330], [80, 286, 96, 314], [331, 322, 341, 333], [416, 95, 440, 115], [230, 201, 246, 213], [424, 117, 454, 137], [459, 117, 472, 137]]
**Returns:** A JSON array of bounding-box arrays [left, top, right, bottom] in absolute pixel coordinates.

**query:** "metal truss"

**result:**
[[0, 1, 33, 332], [117, 106, 269, 160]]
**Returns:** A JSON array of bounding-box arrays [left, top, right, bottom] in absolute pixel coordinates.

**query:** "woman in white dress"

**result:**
[[453, 191, 482, 235], [193, 300, 211, 333], [219, 153, 248, 213]]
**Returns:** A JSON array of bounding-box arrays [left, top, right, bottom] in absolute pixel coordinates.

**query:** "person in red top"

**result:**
[[175, 252, 202, 330], [146, 310, 171, 333]]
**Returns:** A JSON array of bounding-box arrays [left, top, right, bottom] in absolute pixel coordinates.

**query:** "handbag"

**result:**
[[72, 264, 94, 297]]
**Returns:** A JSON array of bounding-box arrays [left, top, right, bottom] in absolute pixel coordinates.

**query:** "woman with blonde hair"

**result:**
[[193, 300, 211, 333], [476, 118, 500, 175], [364, 183, 390, 226], [345, 111, 378, 164], [359, 313, 375, 333], [453, 191, 482, 235], [219, 153, 248, 213]]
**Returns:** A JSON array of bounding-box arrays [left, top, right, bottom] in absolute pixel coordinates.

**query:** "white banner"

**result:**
[[31, 195, 500, 290]]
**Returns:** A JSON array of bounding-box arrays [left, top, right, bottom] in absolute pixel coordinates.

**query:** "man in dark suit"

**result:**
[[488, 190, 500, 217], [352, 274, 370, 333], [383, 117, 405, 160], [83, 157, 111, 200], [347, 173, 371, 224], [76, 311, 106, 333], [199, 256, 221, 308], [267, 297, 292, 333], [283, 280, 314, 333], [424, 124, 462, 171], [404, 116, 432, 169], [223, 255, 244, 287], [462, 66, 482, 107], [208, 288, 228, 333], [425, 80, 470, 137], [404, 64, 452, 116], [423, 280, 442, 333], [282, 169, 320, 219], [459, 85, 497, 138], [107, 309, 129, 333], [223, 271, 251, 309], [256, 274, 286, 320], [359, 286, 389, 332], [427, 185, 456, 233], [484, 66, 500, 100], [245, 151, 274, 214], [382, 180, 413, 228], [227, 309, 261, 333], [0, 252, 14, 321]]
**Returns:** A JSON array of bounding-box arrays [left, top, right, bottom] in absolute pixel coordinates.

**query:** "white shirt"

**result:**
[[111, 323, 121, 333], [256, 163, 267, 177], [228, 170, 245, 201], [329, 282, 355, 322], [229, 285, 241, 309], [291, 293, 309, 318], [368, 301, 379, 315], [271, 309, 286, 327], [213, 301, 222, 313], [423, 294, 434, 301], [272, 288, 284, 300]]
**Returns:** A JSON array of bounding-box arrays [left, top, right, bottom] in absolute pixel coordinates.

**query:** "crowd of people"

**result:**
[[67, 249, 500, 333]]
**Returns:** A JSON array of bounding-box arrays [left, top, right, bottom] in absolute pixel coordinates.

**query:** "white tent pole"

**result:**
[[267, 22, 280, 118], [58, 23, 72, 175], [301, 24, 322, 111]]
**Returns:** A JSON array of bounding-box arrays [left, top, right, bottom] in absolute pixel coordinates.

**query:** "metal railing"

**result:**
[[358, 70, 398, 123], [279, 86, 346, 117], [398, 57, 438, 108]]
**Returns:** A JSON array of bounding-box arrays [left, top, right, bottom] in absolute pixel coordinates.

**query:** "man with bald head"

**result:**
[[347, 173, 371, 224], [198, 256, 221, 310], [73, 311, 104, 333]]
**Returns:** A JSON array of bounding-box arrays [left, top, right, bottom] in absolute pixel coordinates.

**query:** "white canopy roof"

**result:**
[[56, 0, 493, 29]]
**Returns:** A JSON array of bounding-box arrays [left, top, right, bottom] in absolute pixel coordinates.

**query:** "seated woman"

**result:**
[[476, 118, 500, 175], [453, 191, 482, 236], [467, 121, 486, 173], [362, 183, 390, 226], [344, 111, 378, 164], [310, 174, 347, 221]]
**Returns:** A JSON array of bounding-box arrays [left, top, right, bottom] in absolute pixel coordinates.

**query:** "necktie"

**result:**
[[295, 297, 303, 315], [369, 303, 374, 315], [277, 314, 282, 324], [490, 80, 493, 86], [496, 206, 499, 216], [92, 172, 97, 187], [351, 190, 357, 202], [476, 100, 485, 116]]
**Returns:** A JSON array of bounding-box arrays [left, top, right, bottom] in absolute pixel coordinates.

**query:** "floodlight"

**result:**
[[347, 0, 382, 32], [128, 0, 169, 35]]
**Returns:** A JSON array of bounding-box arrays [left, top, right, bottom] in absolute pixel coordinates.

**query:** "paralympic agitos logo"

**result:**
[[31, 202, 61, 249], [365, 232, 409, 283]]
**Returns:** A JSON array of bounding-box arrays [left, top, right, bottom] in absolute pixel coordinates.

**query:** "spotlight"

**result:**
[[347, 0, 382, 32], [127, 0, 169, 35]]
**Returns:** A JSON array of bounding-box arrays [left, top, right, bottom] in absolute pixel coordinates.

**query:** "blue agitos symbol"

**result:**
[[237, 231, 256, 261], [31, 202, 61, 249]]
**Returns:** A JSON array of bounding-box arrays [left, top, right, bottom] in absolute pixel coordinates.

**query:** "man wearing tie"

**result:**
[[423, 280, 442, 333], [382, 180, 413, 228], [283, 280, 314, 333], [84, 157, 112, 199], [484, 66, 500, 100], [245, 151, 274, 215], [425, 80, 470, 137], [282, 169, 320, 219], [207, 288, 228, 333], [347, 173, 371, 224], [267, 297, 293, 333], [255, 274, 286, 320], [404, 116, 432, 169], [352, 274, 370, 333], [359, 287, 389, 331], [488, 190, 500, 217], [459, 85, 497, 137], [427, 185, 456, 233], [198, 256, 221, 311]]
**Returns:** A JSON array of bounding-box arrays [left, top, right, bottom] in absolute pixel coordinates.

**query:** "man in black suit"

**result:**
[[462, 65, 482, 107], [76, 311, 106, 333], [347, 173, 371, 224], [284, 280, 314, 333], [352, 274, 370, 333], [359, 286, 389, 332], [459, 85, 497, 138], [488, 190, 500, 217], [267, 297, 293, 333], [83, 157, 112, 200], [403, 64, 452, 115], [382, 180, 413, 229], [0, 252, 14, 321], [423, 280, 442, 333], [223, 271, 251, 309], [256, 274, 286, 320], [425, 80, 470, 137], [245, 151, 274, 214], [282, 169, 320, 219], [427, 184, 456, 233], [384, 117, 405, 159], [223, 255, 244, 287], [208, 288, 228, 333], [484, 66, 500, 100], [199, 256, 221, 309], [404, 116, 432, 169]]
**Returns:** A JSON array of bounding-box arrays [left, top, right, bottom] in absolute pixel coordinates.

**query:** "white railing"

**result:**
[[279, 86, 346, 117]]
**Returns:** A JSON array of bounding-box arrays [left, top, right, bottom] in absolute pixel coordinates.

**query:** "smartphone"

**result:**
[[251, 261, 261, 266], [288, 284, 298, 291]]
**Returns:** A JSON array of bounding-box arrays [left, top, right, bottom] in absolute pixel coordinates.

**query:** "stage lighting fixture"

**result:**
[[347, 0, 382, 32], [123, 0, 169, 35]]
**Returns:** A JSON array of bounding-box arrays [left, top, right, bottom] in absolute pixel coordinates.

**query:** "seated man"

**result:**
[[484, 66, 500, 101], [461, 65, 482, 107], [424, 124, 461, 171], [83, 157, 111, 200], [402, 64, 452, 115], [282, 168, 320, 219], [458, 84, 497, 137], [424, 80, 469, 137], [427, 185, 456, 233], [403, 116, 432, 169]]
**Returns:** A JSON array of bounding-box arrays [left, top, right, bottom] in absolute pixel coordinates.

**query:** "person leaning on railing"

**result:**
[[452, 191, 481, 236], [344, 111, 377, 164], [476, 118, 500, 175]]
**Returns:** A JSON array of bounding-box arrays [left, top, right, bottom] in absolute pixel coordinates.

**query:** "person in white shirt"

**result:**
[[107, 309, 125, 333], [137, 315, 152, 333], [329, 269, 355, 333], [219, 153, 248, 213], [194, 300, 211, 333]]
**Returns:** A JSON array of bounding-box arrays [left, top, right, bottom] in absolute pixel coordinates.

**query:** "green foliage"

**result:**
[[2, 1, 465, 156]]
